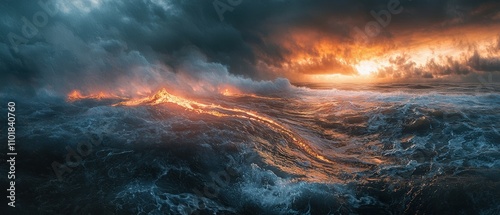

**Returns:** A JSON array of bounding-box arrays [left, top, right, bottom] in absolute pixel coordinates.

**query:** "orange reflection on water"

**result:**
[[115, 88, 331, 164], [67, 90, 124, 102]]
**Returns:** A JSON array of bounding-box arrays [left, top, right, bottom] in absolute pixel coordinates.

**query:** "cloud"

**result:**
[[468, 51, 500, 72], [287, 54, 357, 75], [377, 55, 474, 79], [1, 0, 500, 92]]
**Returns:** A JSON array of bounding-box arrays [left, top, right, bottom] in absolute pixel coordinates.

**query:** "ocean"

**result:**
[[2, 82, 499, 214]]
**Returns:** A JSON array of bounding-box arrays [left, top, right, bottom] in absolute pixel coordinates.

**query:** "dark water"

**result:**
[[1, 83, 500, 214]]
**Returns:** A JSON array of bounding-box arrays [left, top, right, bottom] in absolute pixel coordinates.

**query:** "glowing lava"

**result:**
[[115, 88, 331, 163], [67, 90, 123, 102]]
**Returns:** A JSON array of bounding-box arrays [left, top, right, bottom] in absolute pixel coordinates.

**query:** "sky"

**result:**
[[1, 0, 500, 96]]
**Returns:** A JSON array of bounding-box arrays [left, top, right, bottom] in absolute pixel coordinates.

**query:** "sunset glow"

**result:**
[[4, 0, 500, 213], [67, 90, 124, 102], [355, 61, 379, 76]]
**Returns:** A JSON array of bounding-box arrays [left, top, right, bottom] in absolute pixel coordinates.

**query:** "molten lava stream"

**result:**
[[115, 88, 332, 163], [67, 90, 124, 102]]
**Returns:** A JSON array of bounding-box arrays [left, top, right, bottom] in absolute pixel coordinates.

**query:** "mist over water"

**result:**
[[3, 0, 500, 214], [2, 82, 499, 214]]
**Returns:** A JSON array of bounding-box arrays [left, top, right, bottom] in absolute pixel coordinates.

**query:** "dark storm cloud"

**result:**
[[375, 54, 473, 79], [468, 51, 500, 72], [1, 0, 500, 93], [375, 48, 500, 80]]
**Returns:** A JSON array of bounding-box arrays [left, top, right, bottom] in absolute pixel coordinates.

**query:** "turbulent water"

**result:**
[[2, 83, 500, 214]]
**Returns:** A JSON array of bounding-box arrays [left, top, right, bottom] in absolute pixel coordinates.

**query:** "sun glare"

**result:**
[[355, 61, 379, 76]]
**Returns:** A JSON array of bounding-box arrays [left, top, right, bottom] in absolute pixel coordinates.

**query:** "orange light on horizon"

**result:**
[[355, 60, 379, 76], [67, 90, 84, 101], [67, 90, 124, 102], [222, 88, 231, 96], [218, 86, 241, 96], [268, 21, 500, 84]]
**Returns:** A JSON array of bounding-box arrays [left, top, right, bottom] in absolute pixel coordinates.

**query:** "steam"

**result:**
[[2, 20, 292, 98]]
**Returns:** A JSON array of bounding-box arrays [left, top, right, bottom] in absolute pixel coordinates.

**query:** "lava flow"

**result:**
[[115, 88, 331, 163], [67, 90, 124, 102]]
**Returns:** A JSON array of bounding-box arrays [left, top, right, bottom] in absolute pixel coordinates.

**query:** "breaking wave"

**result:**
[[2, 82, 499, 214]]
